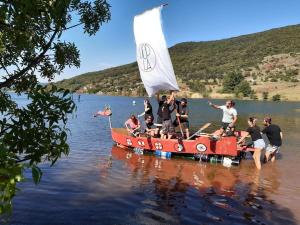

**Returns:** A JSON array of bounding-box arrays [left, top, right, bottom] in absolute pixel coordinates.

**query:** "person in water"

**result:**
[[262, 117, 283, 163], [238, 117, 265, 170], [208, 100, 237, 136], [174, 98, 190, 139], [138, 98, 153, 121], [156, 92, 175, 139], [140, 115, 157, 137], [125, 114, 141, 136]]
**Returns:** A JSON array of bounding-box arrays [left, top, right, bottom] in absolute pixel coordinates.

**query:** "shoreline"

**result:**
[[76, 92, 300, 103]]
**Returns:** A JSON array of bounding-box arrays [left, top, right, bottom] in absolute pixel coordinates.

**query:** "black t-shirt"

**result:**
[[141, 121, 153, 133], [161, 102, 172, 120], [262, 124, 282, 146], [247, 126, 262, 142], [175, 100, 189, 122], [157, 101, 164, 117], [145, 104, 153, 118]]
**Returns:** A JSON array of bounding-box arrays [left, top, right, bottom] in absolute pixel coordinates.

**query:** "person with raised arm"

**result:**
[[156, 91, 175, 139], [138, 98, 153, 121], [208, 100, 237, 136]]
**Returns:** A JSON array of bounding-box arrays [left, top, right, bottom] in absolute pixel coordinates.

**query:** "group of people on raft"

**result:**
[[124, 91, 283, 170]]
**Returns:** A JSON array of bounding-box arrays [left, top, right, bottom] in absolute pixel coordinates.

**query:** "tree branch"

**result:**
[[0, 30, 58, 89], [0, 60, 12, 77], [64, 22, 83, 31]]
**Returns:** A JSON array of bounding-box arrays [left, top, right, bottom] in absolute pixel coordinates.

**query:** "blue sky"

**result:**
[[50, 0, 300, 82]]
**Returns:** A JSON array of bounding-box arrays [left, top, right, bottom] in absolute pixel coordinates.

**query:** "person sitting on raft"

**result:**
[[174, 98, 190, 139], [140, 115, 157, 137], [238, 117, 265, 170], [262, 117, 282, 163], [208, 100, 237, 136], [125, 114, 141, 136], [138, 98, 153, 121], [156, 91, 175, 139]]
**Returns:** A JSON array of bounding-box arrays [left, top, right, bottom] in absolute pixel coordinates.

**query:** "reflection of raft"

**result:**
[[111, 145, 237, 193], [111, 128, 254, 165]]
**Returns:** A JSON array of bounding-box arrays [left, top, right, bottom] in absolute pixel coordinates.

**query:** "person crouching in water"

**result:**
[[174, 98, 190, 139], [238, 117, 265, 170], [157, 92, 175, 139], [262, 117, 282, 163], [140, 115, 157, 137], [125, 114, 141, 136]]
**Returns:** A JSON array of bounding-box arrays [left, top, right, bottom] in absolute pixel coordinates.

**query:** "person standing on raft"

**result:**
[[138, 98, 153, 121], [174, 98, 190, 139], [208, 100, 238, 136], [156, 92, 175, 139]]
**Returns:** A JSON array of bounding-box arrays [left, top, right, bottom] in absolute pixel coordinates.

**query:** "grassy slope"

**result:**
[[55, 24, 300, 100]]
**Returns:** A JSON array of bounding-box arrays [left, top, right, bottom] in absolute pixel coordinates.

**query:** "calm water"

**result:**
[[7, 95, 300, 224]]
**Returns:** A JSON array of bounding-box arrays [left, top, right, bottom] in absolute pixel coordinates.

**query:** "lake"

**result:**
[[7, 94, 300, 224]]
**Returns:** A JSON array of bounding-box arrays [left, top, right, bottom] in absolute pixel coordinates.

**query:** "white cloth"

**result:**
[[219, 105, 237, 123], [133, 6, 179, 96]]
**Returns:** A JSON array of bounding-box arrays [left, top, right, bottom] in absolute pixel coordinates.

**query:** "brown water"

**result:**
[[7, 95, 300, 224]]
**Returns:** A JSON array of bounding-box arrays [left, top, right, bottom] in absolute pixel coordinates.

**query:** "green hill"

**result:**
[[55, 24, 300, 100]]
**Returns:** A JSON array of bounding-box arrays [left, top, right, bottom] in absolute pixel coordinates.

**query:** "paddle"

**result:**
[[188, 123, 211, 140]]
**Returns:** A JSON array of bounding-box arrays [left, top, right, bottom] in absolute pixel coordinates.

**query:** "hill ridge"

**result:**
[[56, 24, 300, 101]]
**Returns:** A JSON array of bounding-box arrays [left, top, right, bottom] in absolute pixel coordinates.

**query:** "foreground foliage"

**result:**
[[0, 0, 110, 215]]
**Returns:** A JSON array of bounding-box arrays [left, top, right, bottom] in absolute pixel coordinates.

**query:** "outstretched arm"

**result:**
[[208, 101, 220, 109], [237, 132, 249, 145], [167, 91, 175, 104]]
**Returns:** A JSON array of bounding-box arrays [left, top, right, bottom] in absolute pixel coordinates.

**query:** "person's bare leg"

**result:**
[[253, 149, 262, 170], [185, 129, 189, 139], [219, 128, 225, 137], [264, 151, 271, 163], [271, 153, 276, 162], [160, 130, 165, 139]]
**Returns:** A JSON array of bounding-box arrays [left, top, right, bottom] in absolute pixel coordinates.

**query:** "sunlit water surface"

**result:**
[[7, 95, 300, 224]]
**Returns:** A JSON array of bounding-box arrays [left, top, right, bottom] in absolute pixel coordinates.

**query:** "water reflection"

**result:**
[[109, 146, 297, 225]]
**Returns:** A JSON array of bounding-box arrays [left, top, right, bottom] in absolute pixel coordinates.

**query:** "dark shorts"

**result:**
[[157, 116, 163, 125], [221, 122, 231, 130], [162, 119, 175, 135], [180, 121, 189, 130]]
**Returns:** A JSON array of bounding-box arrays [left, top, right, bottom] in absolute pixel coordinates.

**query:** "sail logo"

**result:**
[[138, 43, 156, 72]]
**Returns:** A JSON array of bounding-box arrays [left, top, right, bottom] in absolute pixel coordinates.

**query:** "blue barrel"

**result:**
[[156, 151, 172, 158]]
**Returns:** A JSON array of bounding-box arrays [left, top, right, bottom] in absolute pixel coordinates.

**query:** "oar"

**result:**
[[188, 123, 211, 140], [177, 115, 184, 138]]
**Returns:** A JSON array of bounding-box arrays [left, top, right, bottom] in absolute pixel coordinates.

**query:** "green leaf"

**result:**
[[31, 165, 42, 184]]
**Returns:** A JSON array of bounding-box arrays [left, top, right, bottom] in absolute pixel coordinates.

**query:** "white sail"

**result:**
[[133, 6, 179, 97]]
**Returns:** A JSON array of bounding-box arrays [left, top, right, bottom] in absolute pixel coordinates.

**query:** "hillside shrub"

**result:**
[[262, 92, 269, 100], [234, 80, 253, 97], [223, 71, 244, 93], [272, 94, 281, 101]]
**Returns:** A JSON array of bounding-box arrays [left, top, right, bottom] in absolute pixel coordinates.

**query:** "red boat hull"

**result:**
[[111, 128, 250, 157]]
